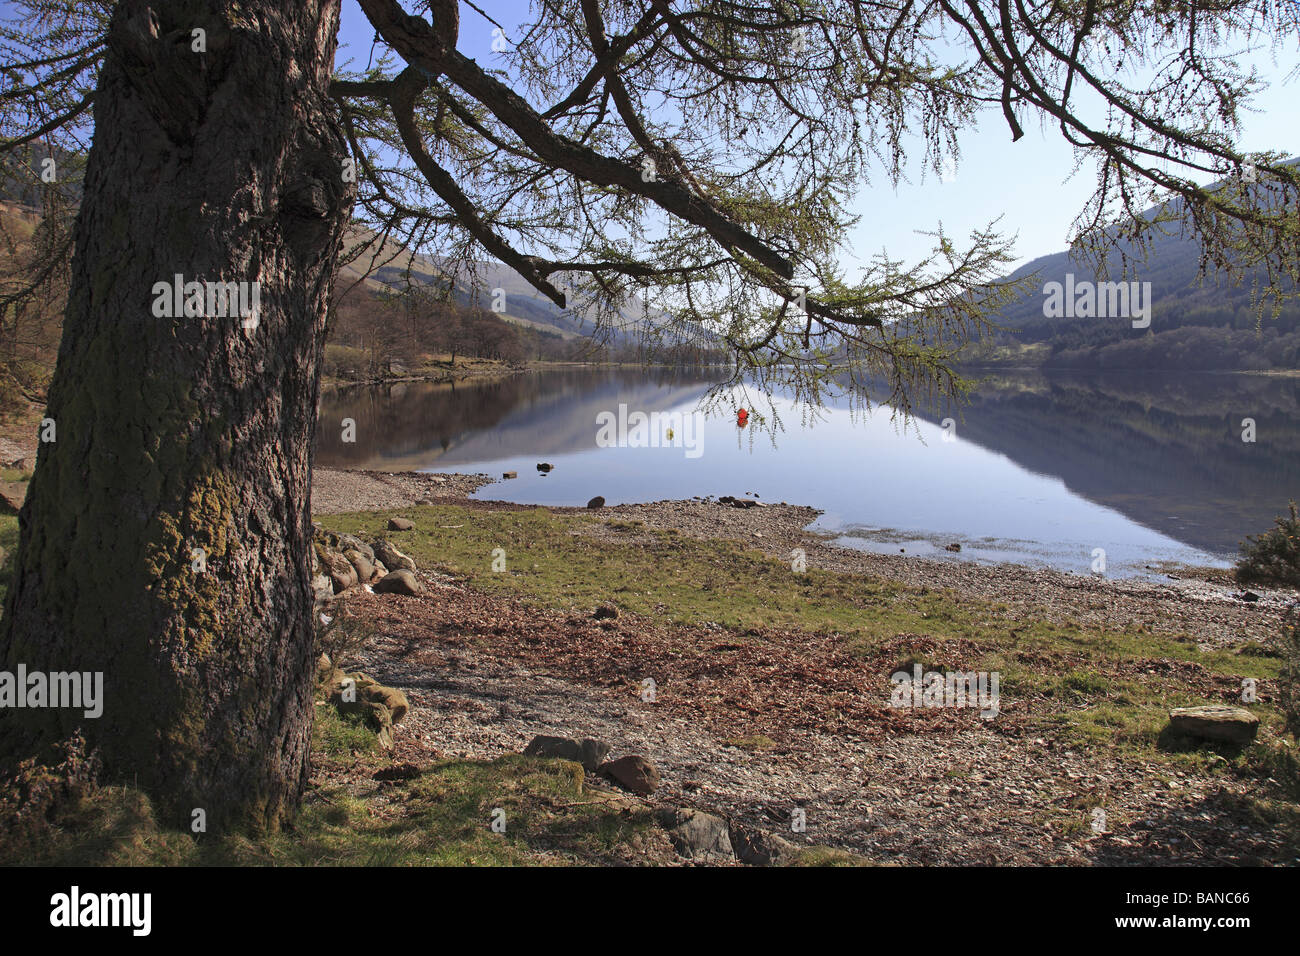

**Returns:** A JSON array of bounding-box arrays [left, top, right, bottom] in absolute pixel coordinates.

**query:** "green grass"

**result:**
[[320, 504, 1288, 771], [1, 705, 663, 866], [0, 499, 1290, 865], [2, 701, 863, 866]]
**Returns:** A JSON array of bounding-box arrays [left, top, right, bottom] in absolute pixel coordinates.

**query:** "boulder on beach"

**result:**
[[729, 823, 798, 866], [1168, 705, 1259, 744], [311, 574, 334, 605], [374, 569, 423, 596], [599, 755, 660, 795], [658, 808, 733, 862], [523, 734, 611, 772], [373, 539, 416, 573], [587, 496, 605, 509], [337, 534, 375, 563], [317, 549, 357, 593], [325, 672, 409, 749], [0, 482, 26, 515], [344, 548, 375, 583], [387, 517, 414, 531]]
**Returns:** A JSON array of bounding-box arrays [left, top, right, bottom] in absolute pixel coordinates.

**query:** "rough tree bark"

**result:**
[[0, 0, 354, 830]]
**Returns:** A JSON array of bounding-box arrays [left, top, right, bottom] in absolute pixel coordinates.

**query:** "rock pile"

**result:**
[[312, 524, 422, 604]]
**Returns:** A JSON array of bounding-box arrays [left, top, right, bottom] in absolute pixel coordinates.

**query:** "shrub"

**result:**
[[313, 599, 376, 671], [1235, 501, 1300, 589]]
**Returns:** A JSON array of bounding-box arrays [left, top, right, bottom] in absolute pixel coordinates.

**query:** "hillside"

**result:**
[[338, 224, 659, 344], [967, 168, 1300, 370]]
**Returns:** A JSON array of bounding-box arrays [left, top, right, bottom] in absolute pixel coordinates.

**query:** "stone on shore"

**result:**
[[317, 549, 357, 593], [0, 481, 27, 515], [374, 569, 423, 596], [311, 574, 334, 605], [658, 808, 733, 862], [599, 755, 660, 795], [337, 534, 375, 563], [1168, 706, 1259, 744], [729, 823, 798, 865], [523, 734, 612, 772], [373, 539, 416, 573], [344, 548, 375, 583], [387, 517, 415, 531]]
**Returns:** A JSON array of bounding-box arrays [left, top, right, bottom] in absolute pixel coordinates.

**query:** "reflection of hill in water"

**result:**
[[910, 371, 1300, 555], [319, 367, 1297, 558], [317, 368, 720, 471]]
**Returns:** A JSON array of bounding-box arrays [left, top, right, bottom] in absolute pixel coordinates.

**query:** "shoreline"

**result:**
[[311, 467, 1296, 648], [309, 466, 1299, 866]]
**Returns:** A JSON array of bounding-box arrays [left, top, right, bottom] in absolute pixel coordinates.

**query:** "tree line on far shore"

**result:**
[[325, 281, 730, 381]]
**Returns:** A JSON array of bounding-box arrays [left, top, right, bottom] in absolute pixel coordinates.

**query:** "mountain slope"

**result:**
[[969, 166, 1300, 369]]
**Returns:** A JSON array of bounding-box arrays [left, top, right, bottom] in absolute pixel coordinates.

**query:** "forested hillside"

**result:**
[[967, 167, 1300, 370]]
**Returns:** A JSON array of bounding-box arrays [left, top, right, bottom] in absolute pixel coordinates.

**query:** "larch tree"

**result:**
[[0, 0, 1296, 830]]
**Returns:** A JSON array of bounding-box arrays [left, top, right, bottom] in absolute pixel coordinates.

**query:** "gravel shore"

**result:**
[[316, 468, 1298, 865], [311, 469, 1296, 648]]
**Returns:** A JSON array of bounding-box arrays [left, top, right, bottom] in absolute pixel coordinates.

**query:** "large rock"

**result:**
[[523, 735, 611, 772], [586, 496, 605, 509], [315, 653, 337, 687], [337, 534, 375, 564], [344, 548, 376, 583], [1168, 706, 1260, 744], [365, 702, 395, 750], [374, 569, 423, 596], [311, 574, 334, 605], [365, 685, 409, 724], [0, 481, 27, 515], [598, 755, 660, 795], [658, 808, 733, 862], [373, 539, 416, 573], [327, 672, 406, 745], [317, 549, 357, 593], [729, 823, 798, 865], [387, 517, 415, 531]]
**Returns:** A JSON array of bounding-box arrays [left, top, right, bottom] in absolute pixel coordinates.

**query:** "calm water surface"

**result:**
[[316, 367, 1300, 579]]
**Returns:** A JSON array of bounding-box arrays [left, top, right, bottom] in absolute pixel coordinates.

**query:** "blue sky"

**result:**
[[1, 1, 1288, 271], [336, 0, 1297, 272]]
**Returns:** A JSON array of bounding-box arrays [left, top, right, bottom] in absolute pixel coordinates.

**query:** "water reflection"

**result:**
[[316, 367, 1300, 575]]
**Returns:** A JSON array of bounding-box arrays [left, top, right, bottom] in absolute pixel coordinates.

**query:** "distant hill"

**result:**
[[338, 225, 663, 344], [968, 164, 1300, 370]]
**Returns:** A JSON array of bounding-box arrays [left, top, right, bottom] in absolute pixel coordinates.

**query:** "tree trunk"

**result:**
[[0, 0, 354, 831]]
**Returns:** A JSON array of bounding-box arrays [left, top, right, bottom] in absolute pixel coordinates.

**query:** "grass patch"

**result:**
[[319, 504, 1289, 771], [1, 711, 665, 866]]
